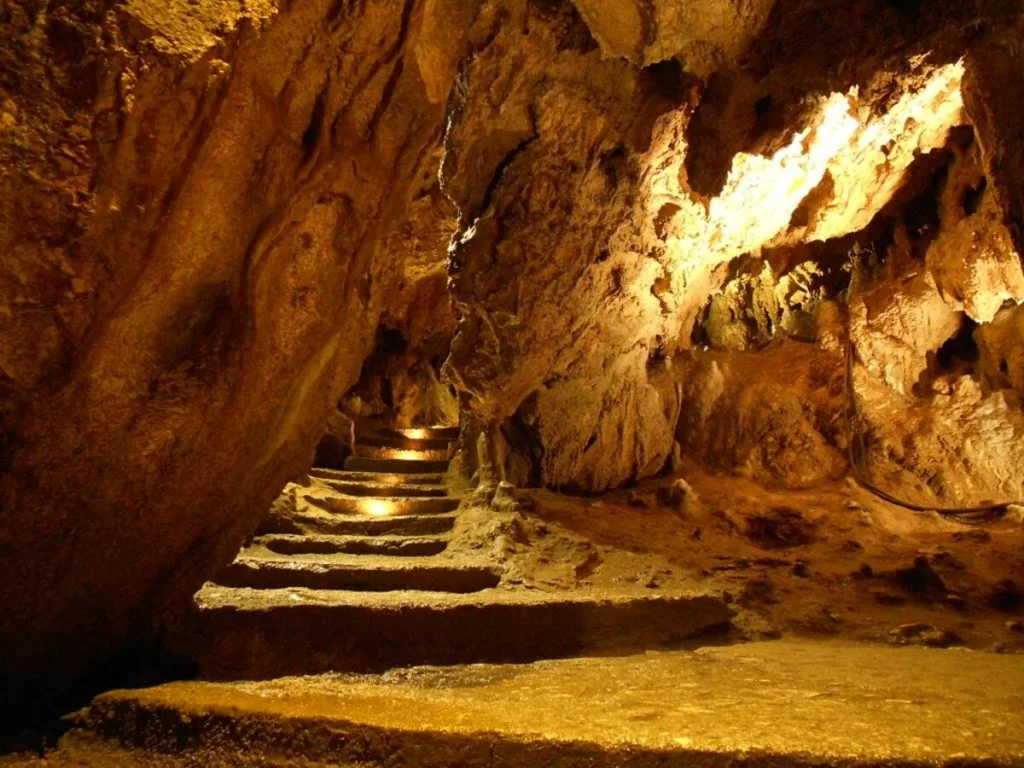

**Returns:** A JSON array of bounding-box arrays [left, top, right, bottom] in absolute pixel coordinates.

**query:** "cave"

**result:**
[[2, 0, 1024, 765]]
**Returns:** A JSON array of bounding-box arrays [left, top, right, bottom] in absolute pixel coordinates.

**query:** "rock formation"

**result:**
[[0, 0, 478, 713], [1, 0, 1022, 725], [442, 0, 1024, 499]]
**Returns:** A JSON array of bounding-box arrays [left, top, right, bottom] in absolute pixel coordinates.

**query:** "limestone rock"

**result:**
[[847, 149, 1024, 507], [0, 0, 478, 711], [570, 0, 776, 73], [444, 0, 1023, 496], [676, 342, 847, 489], [2, 0, 1024, 724]]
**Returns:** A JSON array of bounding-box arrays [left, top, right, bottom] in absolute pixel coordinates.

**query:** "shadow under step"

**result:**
[[320, 480, 448, 498], [193, 587, 733, 680], [215, 557, 501, 593], [256, 534, 448, 557], [344, 456, 450, 474], [272, 512, 457, 537]]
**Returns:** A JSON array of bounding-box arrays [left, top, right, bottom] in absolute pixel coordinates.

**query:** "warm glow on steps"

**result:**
[[361, 499, 396, 517], [392, 449, 438, 460], [357, 446, 450, 461]]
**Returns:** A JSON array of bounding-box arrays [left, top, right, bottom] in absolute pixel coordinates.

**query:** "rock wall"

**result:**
[[341, 176, 460, 429], [848, 123, 1024, 507], [442, 0, 683, 490], [443, 0, 1023, 495], [0, 0, 477, 713]]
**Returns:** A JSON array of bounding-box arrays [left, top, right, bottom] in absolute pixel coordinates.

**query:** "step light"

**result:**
[[362, 499, 396, 517]]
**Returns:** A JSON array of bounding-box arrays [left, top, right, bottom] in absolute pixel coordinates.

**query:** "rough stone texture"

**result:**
[[676, 341, 847, 490], [443, 0, 683, 490], [40, 642, 1024, 767], [848, 127, 1024, 508], [444, 0, 1023, 494], [684, 0, 1020, 199], [2, 0, 1024, 728], [570, 0, 776, 73], [342, 177, 460, 428], [0, 0, 478, 712], [963, 21, 1024, 257]]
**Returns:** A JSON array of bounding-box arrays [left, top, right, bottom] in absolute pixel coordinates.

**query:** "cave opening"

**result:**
[[2, 0, 1024, 764]]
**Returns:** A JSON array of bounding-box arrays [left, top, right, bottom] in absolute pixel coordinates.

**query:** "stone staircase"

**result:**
[[190, 423, 733, 681]]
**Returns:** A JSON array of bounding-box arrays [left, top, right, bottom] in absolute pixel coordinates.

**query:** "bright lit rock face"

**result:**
[[444, 0, 1024, 496], [0, 0, 477, 707], [848, 116, 1024, 507]]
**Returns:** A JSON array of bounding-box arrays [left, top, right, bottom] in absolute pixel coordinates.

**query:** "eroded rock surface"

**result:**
[[443, 0, 1023, 497], [0, 0, 477, 711]]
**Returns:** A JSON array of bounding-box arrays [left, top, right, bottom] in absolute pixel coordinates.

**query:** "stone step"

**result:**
[[272, 511, 457, 537], [76, 641, 1024, 768], [255, 534, 448, 557], [214, 557, 501, 593], [385, 425, 460, 441], [191, 586, 733, 679], [357, 434, 453, 451], [308, 467, 445, 485], [344, 456, 450, 474], [319, 479, 448, 498], [354, 444, 450, 462], [317, 494, 460, 516]]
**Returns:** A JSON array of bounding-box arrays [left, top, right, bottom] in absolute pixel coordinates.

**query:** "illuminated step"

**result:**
[[253, 534, 448, 558], [344, 456, 450, 474], [307, 468, 445, 485], [357, 434, 453, 451], [354, 444, 450, 461], [386, 425, 460, 441], [215, 557, 501, 593], [276, 511, 457, 537]]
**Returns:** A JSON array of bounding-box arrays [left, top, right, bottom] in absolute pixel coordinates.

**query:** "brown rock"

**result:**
[[989, 580, 1023, 613], [655, 478, 697, 514], [0, 0, 478, 712], [744, 507, 818, 550], [889, 623, 965, 648], [889, 556, 949, 600]]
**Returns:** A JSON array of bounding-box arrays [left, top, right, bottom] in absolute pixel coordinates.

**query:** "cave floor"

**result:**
[[11, 640, 1024, 766], [490, 462, 1024, 653]]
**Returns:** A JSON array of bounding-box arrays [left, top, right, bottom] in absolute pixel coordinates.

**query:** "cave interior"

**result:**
[[1, 0, 1024, 764]]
